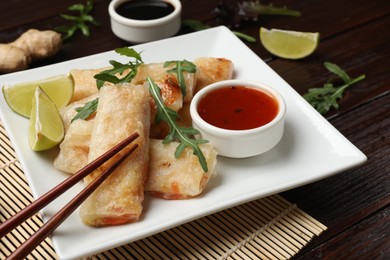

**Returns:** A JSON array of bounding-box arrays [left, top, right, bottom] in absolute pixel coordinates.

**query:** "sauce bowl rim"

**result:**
[[190, 79, 286, 136], [109, 0, 182, 27]]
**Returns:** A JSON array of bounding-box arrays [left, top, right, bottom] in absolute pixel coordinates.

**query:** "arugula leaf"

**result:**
[[303, 62, 365, 115], [116, 47, 143, 61], [182, 20, 210, 31], [147, 76, 209, 172], [164, 60, 197, 97], [323, 62, 351, 83], [94, 47, 143, 89], [55, 0, 99, 40], [231, 31, 257, 43], [71, 98, 99, 122], [71, 47, 143, 122]]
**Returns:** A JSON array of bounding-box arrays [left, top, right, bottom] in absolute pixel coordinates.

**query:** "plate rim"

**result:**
[[0, 26, 367, 259]]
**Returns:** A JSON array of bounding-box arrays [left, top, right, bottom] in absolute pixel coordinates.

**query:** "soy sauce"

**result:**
[[116, 0, 175, 20]]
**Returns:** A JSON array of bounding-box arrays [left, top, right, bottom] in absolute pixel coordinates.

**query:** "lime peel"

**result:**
[[260, 27, 320, 59], [28, 87, 64, 151], [2, 73, 74, 118]]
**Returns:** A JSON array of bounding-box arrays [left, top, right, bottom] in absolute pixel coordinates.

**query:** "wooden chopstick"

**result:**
[[0, 132, 139, 260], [0, 132, 139, 237]]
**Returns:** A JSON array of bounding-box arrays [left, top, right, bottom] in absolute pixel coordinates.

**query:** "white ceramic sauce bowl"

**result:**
[[108, 0, 181, 43], [190, 80, 286, 158]]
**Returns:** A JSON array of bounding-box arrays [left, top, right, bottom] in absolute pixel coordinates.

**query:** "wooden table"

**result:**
[[1, 0, 389, 259]]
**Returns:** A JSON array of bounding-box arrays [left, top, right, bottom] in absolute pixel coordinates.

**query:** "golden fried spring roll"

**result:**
[[54, 119, 94, 174], [153, 75, 183, 112], [176, 57, 234, 126], [54, 126, 217, 200], [80, 84, 150, 227], [60, 93, 99, 132], [69, 59, 202, 104], [148, 76, 183, 139], [69, 68, 105, 102], [54, 128, 217, 200], [61, 77, 180, 137], [132, 62, 196, 102], [145, 139, 218, 199], [63, 72, 183, 135], [194, 57, 234, 92]]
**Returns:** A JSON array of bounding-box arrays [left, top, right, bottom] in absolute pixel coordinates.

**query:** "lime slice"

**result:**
[[2, 74, 74, 118], [259, 27, 320, 59], [28, 87, 64, 151]]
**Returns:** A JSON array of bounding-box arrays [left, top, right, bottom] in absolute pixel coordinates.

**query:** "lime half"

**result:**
[[28, 87, 64, 151], [260, 27, 320, 59], [3, 74, 74, 118]]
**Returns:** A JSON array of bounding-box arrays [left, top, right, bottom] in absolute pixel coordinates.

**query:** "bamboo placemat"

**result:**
[[0, 122, 327, 259]]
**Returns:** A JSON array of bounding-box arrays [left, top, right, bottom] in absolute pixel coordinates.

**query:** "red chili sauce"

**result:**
[[197, 86, 279, 130]]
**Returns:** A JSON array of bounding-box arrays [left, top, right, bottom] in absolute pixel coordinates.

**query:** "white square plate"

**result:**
[[0, 27, 366, 259]]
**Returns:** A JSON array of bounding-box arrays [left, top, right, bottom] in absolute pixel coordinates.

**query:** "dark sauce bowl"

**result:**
[[109, 0, 181, 43]]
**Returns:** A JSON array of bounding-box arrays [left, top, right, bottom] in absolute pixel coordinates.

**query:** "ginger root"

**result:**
[[0, 44, 31, 73], [0, 29, 62, 73]]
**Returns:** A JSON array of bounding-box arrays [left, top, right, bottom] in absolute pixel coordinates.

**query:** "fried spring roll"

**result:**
[[54, 119, 94, 174], [152, 75, 183, 112], [80, 84, 150, 227], [69, 68, 105, 102], [193, 57, 234, 92], [54, 128, 217, 200], [145, 139, 218, 199], [62, 72, 183, 135], [132, 62, 196, 102], [147, 76, 184, 139], [176, 57, 234, 126], [60, 93, 99, 132], [68, 59, 201, 105]]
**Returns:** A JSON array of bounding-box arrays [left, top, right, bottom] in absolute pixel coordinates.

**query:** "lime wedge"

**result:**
[[28, 87, 64, 151], [2, 74, 74, 118], [259, 27, 320, 59]]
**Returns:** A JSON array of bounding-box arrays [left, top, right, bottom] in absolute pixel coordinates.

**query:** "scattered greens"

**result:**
[[231, 31, 257, 43], [164, 60, 197, 97], [303, 62, 365, 115], [182, 20, 256, 43], [55, 0, 99, 40], [147, 76, 209, 172], [215, 1, 301, 27], [183, 1, 301, 43], [94, 47, 143, 89], [71, 98, 99, 122], [182, 20, 210, 31], [71, 47, 143, 121]]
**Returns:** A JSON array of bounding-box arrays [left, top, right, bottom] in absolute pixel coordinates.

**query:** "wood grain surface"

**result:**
[[1, 0, 389, 259]]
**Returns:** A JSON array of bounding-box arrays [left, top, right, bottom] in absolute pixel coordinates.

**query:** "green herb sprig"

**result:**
[[94, 47, 143, 89], [71, 98, 99, 123], [164, 60, 197, 97], [55, 0, 99, 40], [303, 62, 365, 115], [147, 76, 209, 172], [183, 1, 301, 43], [71, 47, 143, 122]]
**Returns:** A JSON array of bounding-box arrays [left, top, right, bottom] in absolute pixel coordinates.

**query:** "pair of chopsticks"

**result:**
[[0, 132, 139, 260]]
